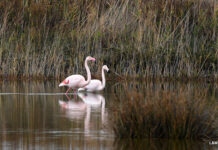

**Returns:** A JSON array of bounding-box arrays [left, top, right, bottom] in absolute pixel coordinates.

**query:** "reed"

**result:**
[[0, 0, 217, 79], [109, 90, 217, 139], [114, 139, 211, 150]]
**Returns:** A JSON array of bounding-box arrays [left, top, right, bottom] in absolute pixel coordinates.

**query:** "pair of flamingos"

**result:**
[[59, 56, 109, 94]]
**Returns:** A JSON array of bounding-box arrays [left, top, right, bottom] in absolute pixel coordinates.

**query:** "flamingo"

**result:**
[[78, 65, 109, 92], [59, 56, 96, 94]]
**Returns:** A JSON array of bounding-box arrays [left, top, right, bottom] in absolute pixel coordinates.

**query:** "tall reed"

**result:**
[[0, 0, 217, 79]]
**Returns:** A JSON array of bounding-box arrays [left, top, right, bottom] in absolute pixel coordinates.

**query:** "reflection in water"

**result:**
[[59, 93, 107, 137], [59, 98, 90, 135], [0, 81, 216, 149], [78, 93, 106, 124], [59, 99, 88, 122], [0, 81, 113, 149]]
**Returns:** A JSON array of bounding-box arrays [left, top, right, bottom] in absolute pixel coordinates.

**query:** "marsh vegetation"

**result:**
[[0, 0, 217, 79], [109, 82, 218, 139], [0, 0, 217, 148]]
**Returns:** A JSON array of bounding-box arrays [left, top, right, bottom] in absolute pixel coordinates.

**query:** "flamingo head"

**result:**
[[103, 65, 109, 72], [59, 80, 69, 87], [86, 56, 96, 62]]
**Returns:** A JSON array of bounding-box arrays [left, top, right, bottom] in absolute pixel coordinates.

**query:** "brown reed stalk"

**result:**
[[0, 0, 216, 80], [109, 90, 217, 139]]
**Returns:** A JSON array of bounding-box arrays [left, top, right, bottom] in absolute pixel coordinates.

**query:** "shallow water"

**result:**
[[0, 80, 217, 150]]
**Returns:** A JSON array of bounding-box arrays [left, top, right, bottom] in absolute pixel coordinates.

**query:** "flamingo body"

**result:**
[[59, 56, 95, 94], [80, 80, 102, 92], [78, 65, 109, 92], [60, 75, 86, 89]]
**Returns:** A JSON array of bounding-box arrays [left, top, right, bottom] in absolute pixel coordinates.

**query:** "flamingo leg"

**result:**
[[65, 87, 71, 95], [73, 89, 77, 99], [65, 94, 71, 101]]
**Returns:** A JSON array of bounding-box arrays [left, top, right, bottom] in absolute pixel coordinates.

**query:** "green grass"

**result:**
[[0, 0, 217, 79]]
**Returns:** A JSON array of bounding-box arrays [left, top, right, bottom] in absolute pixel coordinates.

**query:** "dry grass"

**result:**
[[114, 139, 211, 150], [0, 0, 217, 79], [109, 90, 217, 139]]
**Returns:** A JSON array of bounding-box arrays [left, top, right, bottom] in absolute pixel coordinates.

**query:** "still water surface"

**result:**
[[0, 81, 217, 150]]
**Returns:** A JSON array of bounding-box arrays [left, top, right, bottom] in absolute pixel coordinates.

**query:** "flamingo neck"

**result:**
[[101, 67, 106, 89], [84, 59, 91, 86]]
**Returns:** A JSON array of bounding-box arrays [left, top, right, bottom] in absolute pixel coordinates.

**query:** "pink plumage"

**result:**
[[78, 65, 109, 92], [59, 56, 96, 94]]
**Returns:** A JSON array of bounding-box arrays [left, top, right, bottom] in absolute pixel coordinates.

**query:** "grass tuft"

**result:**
[[110, 90, 217, 139]]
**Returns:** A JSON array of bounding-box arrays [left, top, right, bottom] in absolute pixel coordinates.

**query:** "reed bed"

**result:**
[[114, 139, 211, 150], [0, 0, 217, 79], [109, 90, 218, 139]]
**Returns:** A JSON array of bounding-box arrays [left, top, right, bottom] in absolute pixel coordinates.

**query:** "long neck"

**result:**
[[101, 68, 106, 89], [84, 59, 91, 85]]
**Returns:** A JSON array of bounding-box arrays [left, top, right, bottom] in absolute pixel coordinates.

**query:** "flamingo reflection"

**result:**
[[78, 93, 106, 124], [59, 96, 91, 133], [58, 93, 107, 136]]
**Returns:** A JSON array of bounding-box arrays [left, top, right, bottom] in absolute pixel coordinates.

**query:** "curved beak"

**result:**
[[91, 58, 96, 61]]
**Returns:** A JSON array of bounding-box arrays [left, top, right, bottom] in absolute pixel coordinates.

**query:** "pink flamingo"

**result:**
[[59, 56, 96, 94], [78, 65, 109, 92]]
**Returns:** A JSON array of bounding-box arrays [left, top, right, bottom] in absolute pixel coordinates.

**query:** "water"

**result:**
[[0, 81, 217, 150]]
